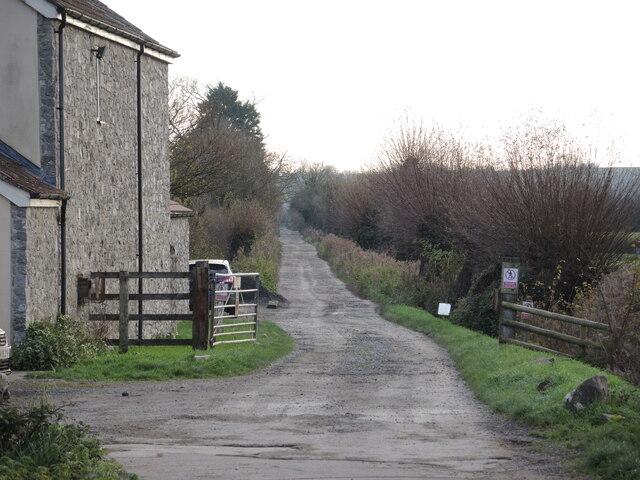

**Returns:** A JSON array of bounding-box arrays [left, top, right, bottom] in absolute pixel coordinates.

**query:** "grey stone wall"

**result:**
[[61, 25, 138, 322], [56, 24, 179, 338], [170, 215, 191, 315], [138, 55, 171, 336], [25, 207, 60, 324], [10, 206, 26, 344], [5, 17, 188, 343]]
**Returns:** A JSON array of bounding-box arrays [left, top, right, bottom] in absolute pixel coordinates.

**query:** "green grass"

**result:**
[[384, 305, 640, 480], [26, 321, 294, 382]]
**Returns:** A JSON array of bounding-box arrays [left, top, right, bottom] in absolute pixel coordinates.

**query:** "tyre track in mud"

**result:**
[[10, 229, 575, 479]]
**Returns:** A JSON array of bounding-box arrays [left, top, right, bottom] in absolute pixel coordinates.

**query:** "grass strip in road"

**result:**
[[26, 320, 294, 382], [384, 304, 640, 480]]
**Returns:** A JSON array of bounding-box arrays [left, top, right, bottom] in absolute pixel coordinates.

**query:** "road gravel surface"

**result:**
[[10, 229, 575, 479]]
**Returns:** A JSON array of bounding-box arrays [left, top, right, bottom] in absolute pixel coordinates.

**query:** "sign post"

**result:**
[[499, 261, 519, 341]]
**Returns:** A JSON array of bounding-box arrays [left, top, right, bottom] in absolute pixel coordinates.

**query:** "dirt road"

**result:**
[[10, 229, 572, 479]]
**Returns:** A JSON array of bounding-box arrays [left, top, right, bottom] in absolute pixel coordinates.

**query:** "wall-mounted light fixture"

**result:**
[[91, 45, 106, 59], [91, 46, 106, 123]]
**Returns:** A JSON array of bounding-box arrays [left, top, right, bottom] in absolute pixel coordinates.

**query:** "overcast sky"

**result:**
[[103, 0, 640, 170]]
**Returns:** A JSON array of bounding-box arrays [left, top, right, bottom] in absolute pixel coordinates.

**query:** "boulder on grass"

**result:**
[[564, 375, 608, 411], [537, 380, 552, 392]]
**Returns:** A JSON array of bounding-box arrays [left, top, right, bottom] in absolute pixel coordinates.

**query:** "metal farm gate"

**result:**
[[211, 272, 261, 346]]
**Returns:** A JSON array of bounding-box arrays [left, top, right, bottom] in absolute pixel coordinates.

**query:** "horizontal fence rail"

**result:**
[[501, 302, 610, 331], [499, 300, 609, 357], [90, 272, 192, 279], [89, 314, 194, 321], [94, 293, 191, 301], [87, 267, 260, 352], [105, 339, 192, 347]]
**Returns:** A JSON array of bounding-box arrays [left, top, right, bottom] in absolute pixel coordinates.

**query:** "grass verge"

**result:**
[[384, 305, 640, 480], [26, 321, 294, 382]]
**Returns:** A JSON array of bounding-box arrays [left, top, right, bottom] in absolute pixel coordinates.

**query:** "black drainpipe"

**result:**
[[136, 44, 144, 339], [57, 9, 67, 315]]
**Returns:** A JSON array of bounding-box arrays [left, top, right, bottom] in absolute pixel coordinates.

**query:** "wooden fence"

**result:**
[[499, 301, 610, 357], [87, 262, 259, 352]]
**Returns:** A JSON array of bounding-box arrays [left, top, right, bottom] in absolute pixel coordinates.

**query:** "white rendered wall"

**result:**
[[0, 0, 41, 164]]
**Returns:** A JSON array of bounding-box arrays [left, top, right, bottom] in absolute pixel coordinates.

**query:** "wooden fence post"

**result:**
[[119, 271, 129, 354], [579, 325, 587, 357], [192, 261, 210, 350], [499, 260, 519, 342]]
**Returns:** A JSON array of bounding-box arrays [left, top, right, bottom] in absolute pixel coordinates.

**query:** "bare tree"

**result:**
[[169, 77, 203, 143], [371, 122, 471, 261], [332, 173, 383, 249], [169, 77, 290, 258], [169, 77, 239, 200], [456, 121, 640, 309]]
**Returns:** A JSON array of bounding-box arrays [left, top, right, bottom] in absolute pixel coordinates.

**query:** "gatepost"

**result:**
[[192, 261, 210, 350]]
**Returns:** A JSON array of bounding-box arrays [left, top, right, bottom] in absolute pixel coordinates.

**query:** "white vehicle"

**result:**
[[188, 259, 236, 313], [0, 328, 11, 375]]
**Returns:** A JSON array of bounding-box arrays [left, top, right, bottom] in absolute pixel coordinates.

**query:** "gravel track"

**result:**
[[9, 229, 575, 479]]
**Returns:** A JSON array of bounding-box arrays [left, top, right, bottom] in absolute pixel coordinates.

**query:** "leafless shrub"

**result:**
[[226, 199, 273, 259], [189, 198, 274, 261], [292, 118, 639, 329], [455, 121, 640, 309], [332, 173, 383, 248], [574, 260, 640, 385], [189, 214, 227, 260], [86, 320, 115, 342], [371, 122, 470, 260]]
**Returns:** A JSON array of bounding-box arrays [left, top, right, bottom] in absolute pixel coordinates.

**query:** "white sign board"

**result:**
[[521, 300, 533, 320], [437, 303, 451, 316], [502, 267, 519, 289]]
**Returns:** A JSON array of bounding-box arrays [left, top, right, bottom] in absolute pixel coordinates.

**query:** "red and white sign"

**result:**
[[502, 267, 519, 289], [521, 300, 534, 320]]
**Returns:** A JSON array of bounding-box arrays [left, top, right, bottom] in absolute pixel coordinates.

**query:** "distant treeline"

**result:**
[[289, 121, 640, 330]]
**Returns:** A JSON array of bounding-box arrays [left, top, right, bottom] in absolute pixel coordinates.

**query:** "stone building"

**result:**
[[0, 0, 191, 344]]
